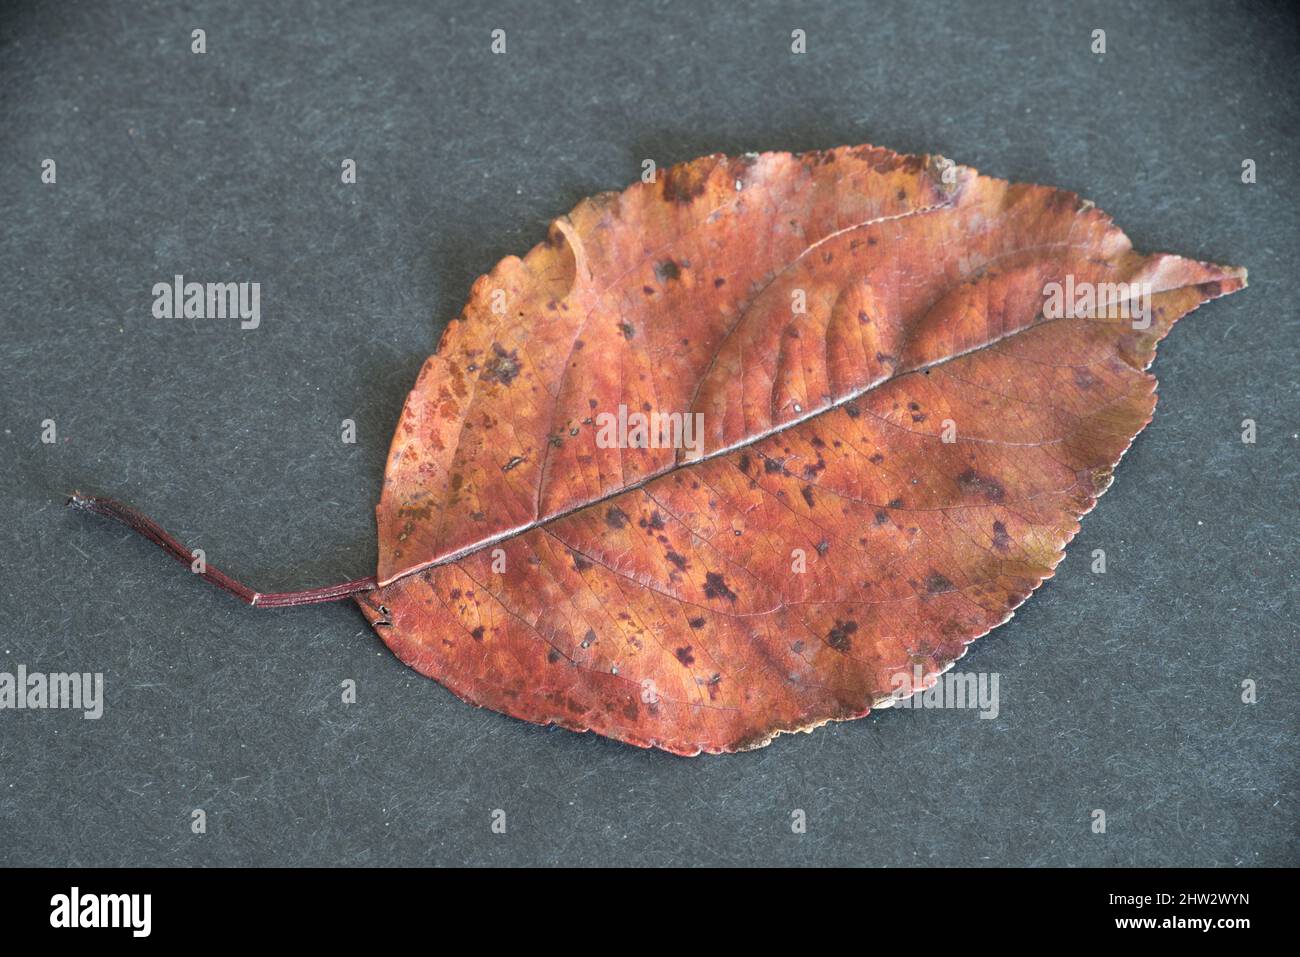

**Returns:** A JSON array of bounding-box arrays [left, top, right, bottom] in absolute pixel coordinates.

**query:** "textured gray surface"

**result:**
[[1, 0, 1296, 866]]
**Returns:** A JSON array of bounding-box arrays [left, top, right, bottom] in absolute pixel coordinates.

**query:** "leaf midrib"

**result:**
[[377, 264, 1220, 588]]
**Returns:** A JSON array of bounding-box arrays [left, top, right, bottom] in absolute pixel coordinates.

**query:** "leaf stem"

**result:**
[[67, 492, 376, 608]]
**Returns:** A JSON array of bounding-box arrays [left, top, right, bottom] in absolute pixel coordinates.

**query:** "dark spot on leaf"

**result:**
[[801, 486, 816, 508], [661, 164, 708, 204], [675, 646, 695, 666], [924, 572, 955, 594], [992, 520, 1011, 551], [481, 343, 521, 386], [827, 620, 858, 652], [688, 617, 706, 629], [957, 468, 1006, 502], [654, 259, 681, 282], [470, 626, 485, 642], [704, 572, 737, 602], [606, 506, 630, 529], [666, 550, 688, 570]]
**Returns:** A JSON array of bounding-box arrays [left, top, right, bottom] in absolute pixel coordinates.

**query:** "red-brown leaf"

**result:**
[[361, 144, 1246, 755]]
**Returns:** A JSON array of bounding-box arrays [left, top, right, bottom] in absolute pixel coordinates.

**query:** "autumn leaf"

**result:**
[[361, 144, 1245, 754], [74, 144, 1247, 755]]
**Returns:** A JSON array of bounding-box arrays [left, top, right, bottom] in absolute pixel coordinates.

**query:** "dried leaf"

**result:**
[[72, 143, 1246, 755], [361, 144, 1245, 754]]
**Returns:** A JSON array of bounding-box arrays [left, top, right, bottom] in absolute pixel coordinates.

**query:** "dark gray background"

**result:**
[[1, 0, 1295, 867]]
